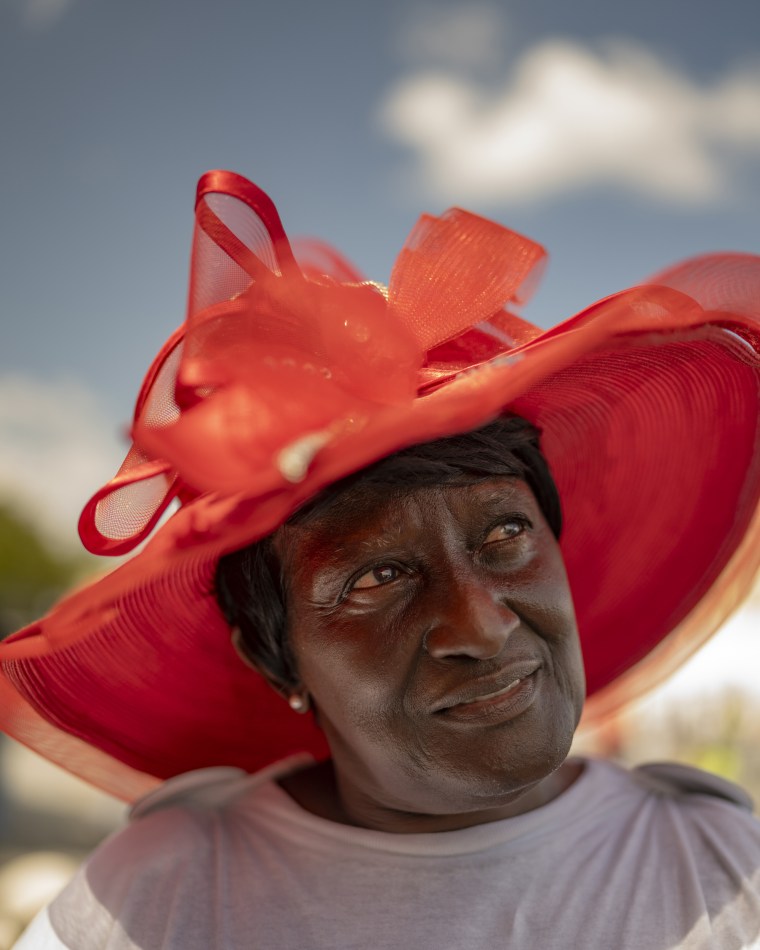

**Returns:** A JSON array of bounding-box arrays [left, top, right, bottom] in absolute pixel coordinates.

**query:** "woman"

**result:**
[[3, 170, 760, 948]]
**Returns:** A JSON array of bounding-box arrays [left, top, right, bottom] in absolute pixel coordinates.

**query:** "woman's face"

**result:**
[[276, 477, 586, 830]]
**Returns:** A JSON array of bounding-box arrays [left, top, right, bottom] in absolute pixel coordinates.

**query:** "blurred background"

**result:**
[[1, 0, 759, 944]]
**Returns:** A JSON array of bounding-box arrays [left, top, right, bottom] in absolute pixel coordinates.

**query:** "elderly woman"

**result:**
[[3, 171, 760, 949]]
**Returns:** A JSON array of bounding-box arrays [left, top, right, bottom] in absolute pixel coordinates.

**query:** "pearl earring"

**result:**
[[288, 692, 310, 713]]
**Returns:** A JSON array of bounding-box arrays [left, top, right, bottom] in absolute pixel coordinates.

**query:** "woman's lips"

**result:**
[[463, 677, 523, 703], [436, 669, 540, 724], [431, 661, 541, 711]]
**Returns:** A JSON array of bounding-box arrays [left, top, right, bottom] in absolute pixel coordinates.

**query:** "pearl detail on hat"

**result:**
[[276, 430, 333, 483]]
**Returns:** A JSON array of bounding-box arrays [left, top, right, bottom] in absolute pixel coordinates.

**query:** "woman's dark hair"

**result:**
[[215, 415, 561, 691]]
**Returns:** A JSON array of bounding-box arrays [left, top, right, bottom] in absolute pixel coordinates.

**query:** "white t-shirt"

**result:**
[[15, 757, 760, 949]]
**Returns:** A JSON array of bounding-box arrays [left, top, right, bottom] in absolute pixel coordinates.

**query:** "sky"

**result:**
[[1, 0, 759, 695]]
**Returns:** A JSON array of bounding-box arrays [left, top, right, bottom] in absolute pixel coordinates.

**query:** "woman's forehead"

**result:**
[[276, 477, 535, 561]]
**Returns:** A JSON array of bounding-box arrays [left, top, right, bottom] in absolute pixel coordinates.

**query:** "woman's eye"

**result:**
[[351, 565, 401, 590], [483, 518, 529, 545]]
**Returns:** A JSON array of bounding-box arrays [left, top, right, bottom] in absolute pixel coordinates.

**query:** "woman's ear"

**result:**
[[230, 625, 261, 673], [230, 626, 308, 712]]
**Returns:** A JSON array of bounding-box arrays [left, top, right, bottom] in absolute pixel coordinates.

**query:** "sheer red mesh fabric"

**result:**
[[389, 209, 545, 352], [83, 172, 547, 531], [79, 333, 186, 555], [292, 238, 367, 284], [651, 252, 760, 317]]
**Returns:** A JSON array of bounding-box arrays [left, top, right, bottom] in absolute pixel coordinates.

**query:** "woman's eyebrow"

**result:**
[[465, 483, 530, 510], [293, 522, 397, 569], [318, 527, 410, 565]]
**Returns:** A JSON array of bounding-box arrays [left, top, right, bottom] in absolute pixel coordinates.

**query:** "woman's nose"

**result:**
[[423, 573, 520, 661]]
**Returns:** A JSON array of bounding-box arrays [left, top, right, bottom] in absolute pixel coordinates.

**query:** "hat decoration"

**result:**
[[78, 171, 547, 557]]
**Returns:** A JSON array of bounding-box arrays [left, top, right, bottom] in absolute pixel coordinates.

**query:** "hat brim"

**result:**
[[2, 281, 759, 801]]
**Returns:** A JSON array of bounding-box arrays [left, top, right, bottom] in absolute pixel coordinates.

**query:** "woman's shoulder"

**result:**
[[82, 756, 313, 875], [130, 754, 314, 820], [627, 759, 754, 810], [587, 757, 760, 883], [588, 756, 757, 828], [13, 758, 312, 950]]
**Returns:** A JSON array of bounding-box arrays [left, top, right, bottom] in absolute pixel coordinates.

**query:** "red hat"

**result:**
[[1, 170, 759, 802]]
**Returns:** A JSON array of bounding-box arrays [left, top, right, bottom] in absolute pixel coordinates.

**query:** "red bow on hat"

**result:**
[[80, 170, 546, 556]]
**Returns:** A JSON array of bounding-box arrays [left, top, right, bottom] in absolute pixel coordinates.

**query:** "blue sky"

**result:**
[[1, 0, 759, 541]]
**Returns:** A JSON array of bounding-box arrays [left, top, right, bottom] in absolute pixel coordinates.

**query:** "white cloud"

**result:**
[[0, 376, 124, 552], [397, 3, 507, 71], [18, 0, 76, 29], [378, 39, 760, 205]]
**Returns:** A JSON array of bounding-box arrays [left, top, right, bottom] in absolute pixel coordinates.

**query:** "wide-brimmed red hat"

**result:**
[[2, 170, 759, 802]]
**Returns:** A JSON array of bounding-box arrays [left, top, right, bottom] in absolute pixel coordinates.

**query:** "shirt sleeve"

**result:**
[[11, 768, 254, 950], [18, 804, 219, 950]]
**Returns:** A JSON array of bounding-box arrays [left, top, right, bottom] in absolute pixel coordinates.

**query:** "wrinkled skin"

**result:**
[[274, 478, 586, 833]]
